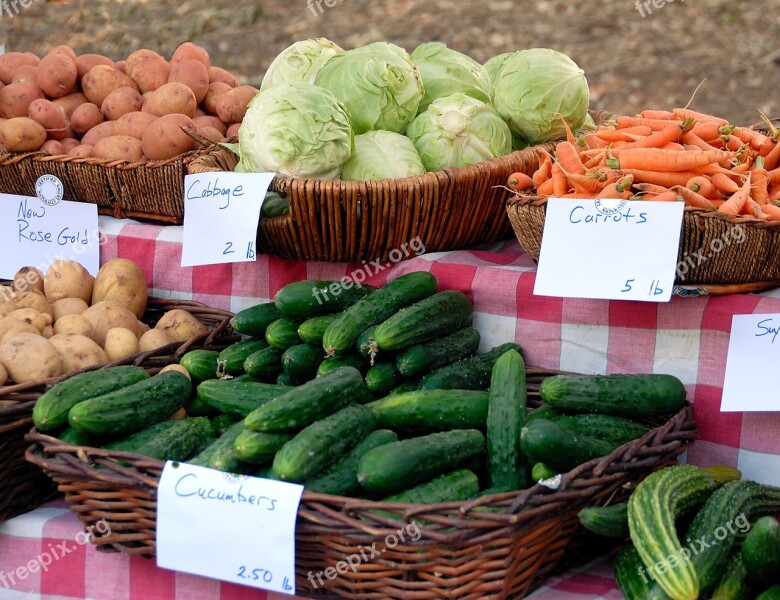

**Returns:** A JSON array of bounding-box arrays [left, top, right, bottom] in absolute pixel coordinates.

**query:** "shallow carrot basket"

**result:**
[[0, 298, 239, 521], [25, 366, 697, 599]]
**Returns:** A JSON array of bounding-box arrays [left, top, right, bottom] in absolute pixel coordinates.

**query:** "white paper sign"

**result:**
[[722, 314, 780, 412], [157, 462, 303, 594], [181, 172, 274, 267], [534, 198, 684, 302], [0, 192, 100, 278]]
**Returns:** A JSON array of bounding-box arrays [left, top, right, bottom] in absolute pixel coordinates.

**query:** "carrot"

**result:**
[[744, 198, 770, 220], [672, 185, 715, 210], [507, 172, 534, 192], [616, 116, 685, 130], [681, 131, 720, 152], [609, 148, 734, 172], [583, 151, 607, 169], [555, 141, 586, 175], [691, 163, 740, 177], [686, 176, 717, 198], [751, 161, 769, 205], [644, 191, 680, 202], [640, 109, 678, 120], [732, 127, 769, 151], [555, 193, 602, 198], [672, 108, 729, 126], [585, 134, 608, 149], [718, 172, 752, 216], [623, 169, 702, 188], [627, 121, 691, 149], [596, 128, 649, 142], [537, 177, 554, 196], [768, 167, 780, 185], [662, 142, 686, 151], [551, 162, 568, 197], [690, 121, 724, 141], [763, 140, 780, 171], [720, 135, 744, 152], [596, 175, 634, 199], [532, 152, 552, 189], [711, 172, 740, 194], [771, 185, 780, 202], [759, 202, 780, 221], [556, 113, 576, 145], [634, 182, 671, 195]]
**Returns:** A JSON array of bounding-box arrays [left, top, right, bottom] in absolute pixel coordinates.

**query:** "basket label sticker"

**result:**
[[722, 313, 780, 412], [533, 198, 684, 302], [157, 461, 303, 595], [181, 172, 274, 268], [0, 192, 100, 279]]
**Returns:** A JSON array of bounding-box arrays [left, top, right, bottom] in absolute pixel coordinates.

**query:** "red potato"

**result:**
[[196, 126, 223, 143], [142, 82, 196, 117], [11, 65, 38, 85], [170, 42, 210, 70], [115, 61, 126, 73], [0, 82, 45, 118], [125, 49, 169, 94], [60, 138, 80, 152], [208, 66, 237, 87], [81, 65, 138, 106], [41, 140, 65, 155], [28, 99, 68, 131], [0, 117, 47, 152], [70, 103, 104, 135], [141, 113, 196, 160], [168, 60, 209, 104], [114, 111, 157, 139], [80, 121, 116, 146], [47, 45, 77, 61], [93, 135, 145, 161], [193, 108, 206, 118], [68, 144, 94, 158], [101, 86, 143, 120], [52, 92, 88, 119], [193, 115, 226, 135], [202, 82, 230, 115], [0, 53, 40, 85], [214, 85, 257, 124], [75, 54, 115, 80], [36, 54, 78, 98], [226, 122, 240, 139]]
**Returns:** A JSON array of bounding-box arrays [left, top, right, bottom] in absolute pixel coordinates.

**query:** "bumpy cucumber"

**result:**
[[272, 404, 377, 482], [364, 361, 399, 396], [381, 469, 479, 504], [274, 280, 374, 319], [373, 290, 473, 351], [104, 417, 213, 461], [67, 371, 192, 436], [265, 318, 302, 349], [179, 350, 220, 382], [298, 313, 342, 345], [33, 365, 150, 431], [304, 429, 398, 496], [322, 271, 438, 355], [282, 344, 326, 381], [366, 390, 489, 432], [519, 418, 619, 473], [418, 342, 524, 391], [234, 429, 293, 464], [196, 379, 291, 417], [551, 413, 650, 446], [230, 302, 282, 337], [243, 346, 284, 381], [217, 338, 269, 376], [396, 327, 480, 378], [317, 354, 368, 377]]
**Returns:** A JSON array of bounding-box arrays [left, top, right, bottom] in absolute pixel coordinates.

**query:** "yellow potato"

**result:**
[[93, 135, 145, 161], [81, 65, 138, 107], [101, 86, 143, 121], [52, 297, 89, 321], [103, 327, 140, 361], [41, 325, 53, 339], [0, 361, 7, 385], [139, 328, 175, 352], [53, 314, 94, 339], [13, 291, 52, 316], [82, 300, 139, 347], [141, 113, 196, 160], [6, 308, 47, 332], [36, 53, 78, 98], [13, 266, 44, 295], [160, 364, 191, 380], [0, 117, 46, 152], [136, 320, 151, 337], [0, 317, 40, 343], [48, 333, 108, 375], [44, 259, 94, 303], [142, 82, 197, 118], [70, 103, 104, 136], [92, 258, 149, 318], [0, 333, 62, 383], [0, 302, 17, 318], [155, 309, 207, 343]]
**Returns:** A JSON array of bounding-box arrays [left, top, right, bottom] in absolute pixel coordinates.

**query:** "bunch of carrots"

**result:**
[[507, 107, 780, 221]]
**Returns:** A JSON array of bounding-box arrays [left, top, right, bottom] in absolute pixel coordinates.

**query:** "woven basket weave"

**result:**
[[507, 194, 780, 293], [25, 366, 697, 599], [0, 298, 239, 521]]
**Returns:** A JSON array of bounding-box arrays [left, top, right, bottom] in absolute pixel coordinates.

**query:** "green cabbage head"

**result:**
[[340, 130, 425, 181], [483, 51, 518, 86], [410, 42, 493, 113], [314, 42, 424, 135], [237, 82, 353, 179], [406, 93, 512, 172], [260, 38, 343, 92], [493, 48, 589, 145]]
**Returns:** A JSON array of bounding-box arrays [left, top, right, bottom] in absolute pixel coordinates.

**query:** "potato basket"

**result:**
[[0, 298, 239, 521], [25, 366, 697, 599]]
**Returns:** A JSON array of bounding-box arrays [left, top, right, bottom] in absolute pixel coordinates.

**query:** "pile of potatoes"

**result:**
[[0, 258, 208, 385], [0, 42, 256, 160]]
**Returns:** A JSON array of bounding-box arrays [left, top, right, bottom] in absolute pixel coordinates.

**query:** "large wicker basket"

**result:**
[[507, 194, 780, 295], [0, 298, 239, 521], [25, 366, 697, 599]]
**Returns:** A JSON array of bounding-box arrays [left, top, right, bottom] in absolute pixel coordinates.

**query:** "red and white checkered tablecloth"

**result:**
[[2, 215, 779, 599]]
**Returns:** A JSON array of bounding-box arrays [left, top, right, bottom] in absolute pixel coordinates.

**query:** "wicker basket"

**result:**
[[507, 194, 780, 294], [25, 366, 697, 599], [0, 144, 219, 225], [0, 298, 239, 521]]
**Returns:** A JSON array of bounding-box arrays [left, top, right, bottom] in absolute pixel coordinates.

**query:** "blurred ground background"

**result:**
[[2, 0, 779, 125]]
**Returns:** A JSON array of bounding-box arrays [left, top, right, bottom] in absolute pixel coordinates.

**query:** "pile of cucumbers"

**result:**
[[31, 270, 690, 507]]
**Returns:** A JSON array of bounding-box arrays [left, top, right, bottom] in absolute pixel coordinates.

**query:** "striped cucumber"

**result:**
[[396, 327, 481, 377]]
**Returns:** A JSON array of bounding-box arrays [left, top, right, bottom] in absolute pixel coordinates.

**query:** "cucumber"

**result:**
[[373, 290, 473, 351], [282, 344, 326, 381], [322, 271, 438, 355], [67, 371, 192, 436], [33, 365, 150, 432], [186, 394, 219, 417], [196, 379, 291, 417], [613, 544, 663, 600], [758, 586, 780, 600], [276, 372, 298, 386], [272, 404, 377, 482], [304, 429, 398, 496], [742, 516, 780, 588], [211, 413, 241, 436], [551, 413, 650, 446], [519, 418, 619, 473], [540, 373, 687, 418], [366, 390, 489, 433], [230, 302, 282, 337], [317, 354, 368, 378], [298, 313, 342, 345], [713, 552, 753, 600], [356, 326, 378, 360], [103, 417, 213, 461], [234, 429, 293, 464], [261, 192, 289, 218], [418, 342, 524, 391], [531, 462, 557, 482], [357, 429, 485, 495], [265, 318, 302, 349], [487, 349, 527, 491], [254, 465, 276, 479], [179, 350, 219, 382], [246, 366, 366, 433], [381, 469, 479, 504], [217, 338, 269, 377], [526, 403, 563, 421], [396, 327, 481, 378], [389, 379, 421, 395], [578, 502, 629, 539], [189, 419, 246, 469], [242, 346, 284, 381], [58, 426, 99, 446], [274, 280, 374, 319], [364, 361, 399, 396]]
